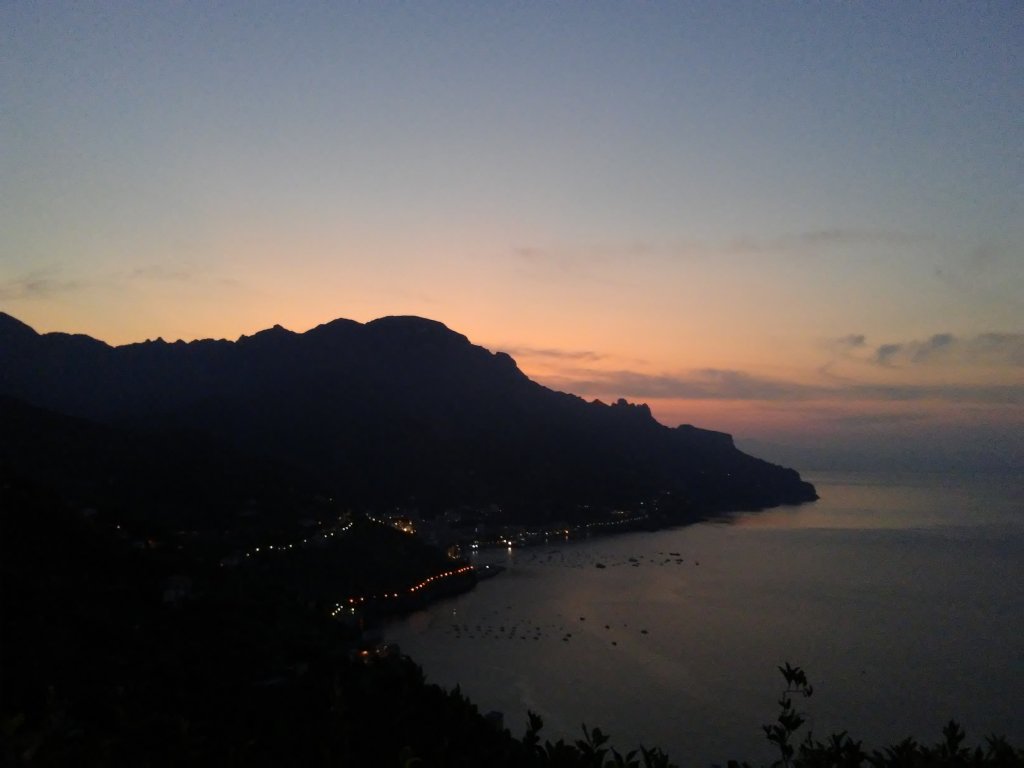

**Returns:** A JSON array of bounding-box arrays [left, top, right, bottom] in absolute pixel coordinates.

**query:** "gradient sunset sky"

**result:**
[[3, 2, 1022, 471]]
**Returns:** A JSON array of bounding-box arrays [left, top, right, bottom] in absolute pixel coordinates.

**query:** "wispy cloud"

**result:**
[[511, 228, 927, 274], [540, 368, 818, 402], [875, 333, 958, 366], [848, 382, 1023, 405], [510, 245, 593, 275], [872, 332, 1024, 367], [538, 367, 1024, 406], [499, 345, 605, 363], [935, 242, 1023, 289], [971, 333, 1024, 365], [512, 246, 546, 261], [722, 228, 926, 255], [835, 333, 866, 349], [875, 342, 904, 366], [127, 264, 196, 282], [0, 270, 86, 300], [1, 263, 244, 301], [507, 228, 933, 282], [828, 411, 931, 428], [508, 244, 631, 287]]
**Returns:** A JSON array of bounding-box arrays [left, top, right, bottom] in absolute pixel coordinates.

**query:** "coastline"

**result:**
[[353, 487, 820, 628]]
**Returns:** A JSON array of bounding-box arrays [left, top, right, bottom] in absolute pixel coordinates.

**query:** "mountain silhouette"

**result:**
[[0, 312, 816, 517]]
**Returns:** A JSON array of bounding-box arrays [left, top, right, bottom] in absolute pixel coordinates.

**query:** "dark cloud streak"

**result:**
[[837, 333, 866, 349], [539, 368, 1024, 406], [499, 346, 605, 363], [127, 265, 195, 282], [0, 271, 86, 300], [872, 332, 1024, 367], [728, 228, 926, 254]]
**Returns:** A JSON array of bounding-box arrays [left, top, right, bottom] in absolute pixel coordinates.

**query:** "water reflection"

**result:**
[[385, 472, 1024, 766]]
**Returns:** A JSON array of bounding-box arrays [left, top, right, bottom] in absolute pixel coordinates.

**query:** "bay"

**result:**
[[384, 471, 1024, 765]]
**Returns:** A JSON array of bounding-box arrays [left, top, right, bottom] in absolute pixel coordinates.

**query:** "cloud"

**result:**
[[540, 368, 820, 402], [0, 271, 86, 300], [828, 411, 931, 428], [827, 334, 867, 358], [510, 229, 927, 276], [127, 265, 195, 282], [512, 246, 546, 262], [969, 333, 1024, 366], [499, 346, 605, 363], [849, 383, 1024, 405], [0, 261, 233, 301], [720, 228, 927, 256], [910, 333, 954, 362], [933, 242, 1024, 313], [936, 242, 1018, 284], [874, 343, 903, 365], [836, 333, 866, 349], [794, 229, 924, 247], [872, 333, 1024, 367], [538, 367, 1024, 406], [818, 334, 869, 378], [509, 244, 622, 285]]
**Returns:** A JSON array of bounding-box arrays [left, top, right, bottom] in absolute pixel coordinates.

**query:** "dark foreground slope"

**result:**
[[2, 471, 1019, 767], [0, 471, 512, 767], [0, 312, 815, 516]]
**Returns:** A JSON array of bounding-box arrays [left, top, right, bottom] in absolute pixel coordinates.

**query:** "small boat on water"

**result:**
[[474, 564, 506, 581]]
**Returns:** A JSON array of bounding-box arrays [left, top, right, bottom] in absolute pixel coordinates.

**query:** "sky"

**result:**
[[3, 2, 1022, 472]]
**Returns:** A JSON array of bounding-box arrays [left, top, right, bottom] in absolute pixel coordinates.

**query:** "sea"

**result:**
[[384, 471, 1024, 766]]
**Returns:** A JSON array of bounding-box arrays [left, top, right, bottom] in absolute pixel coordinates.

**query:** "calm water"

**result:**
[[385, 471, 1024, 765]]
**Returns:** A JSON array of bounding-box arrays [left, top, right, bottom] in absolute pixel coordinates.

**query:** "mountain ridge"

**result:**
[[0, 312, 816, 517]]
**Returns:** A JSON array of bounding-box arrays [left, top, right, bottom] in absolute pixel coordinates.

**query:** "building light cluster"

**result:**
[[469, 513, 649, 551], [330, 564, 474, 617], [364, 514, 417, 535], [579, 513, 648, 530], [240, 517, 353, 561]]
